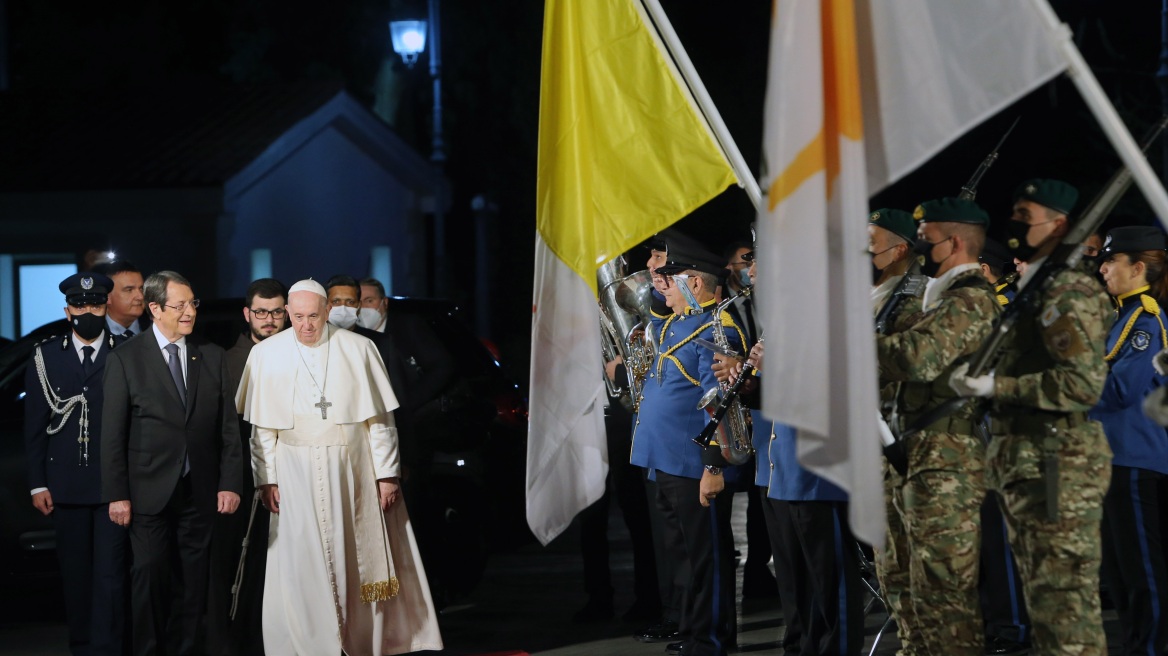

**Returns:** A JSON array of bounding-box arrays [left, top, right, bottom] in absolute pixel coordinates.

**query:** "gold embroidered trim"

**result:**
[[360, 577, 400, 603]]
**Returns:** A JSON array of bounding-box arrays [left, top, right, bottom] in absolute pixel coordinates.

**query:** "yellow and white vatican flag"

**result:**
[[528, 0, 736, 545], [758, 0, 1168, 549]]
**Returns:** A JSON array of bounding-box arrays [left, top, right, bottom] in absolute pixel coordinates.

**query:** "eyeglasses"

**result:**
[[249, 308, 286, 319], [163, 299, 200, 313]]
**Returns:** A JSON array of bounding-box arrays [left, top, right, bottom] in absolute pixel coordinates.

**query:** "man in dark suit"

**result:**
[[102, 270, 243, 656], [92, 260, 150, 338], [25, 271, 130, 656]]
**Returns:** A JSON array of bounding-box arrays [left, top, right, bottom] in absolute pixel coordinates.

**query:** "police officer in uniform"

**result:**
[[951, 179, 1113, 654], [25, 272, 129, 655], [630, 233, 746, 656], [1092, 226, 1168, 655], [732, 250, 865, 655], [877, 198, 1001, 656]]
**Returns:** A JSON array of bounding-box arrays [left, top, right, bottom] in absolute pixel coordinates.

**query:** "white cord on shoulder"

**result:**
[[33, 345, 90, 466]]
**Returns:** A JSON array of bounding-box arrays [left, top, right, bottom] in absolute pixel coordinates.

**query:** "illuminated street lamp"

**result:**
[[389, 1, 447, 296], [389, 20, 427, 68]]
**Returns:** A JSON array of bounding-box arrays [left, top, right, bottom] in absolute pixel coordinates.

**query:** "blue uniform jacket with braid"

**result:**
[[1089, 287, 1168, 474], [631, 298, 746, 481]]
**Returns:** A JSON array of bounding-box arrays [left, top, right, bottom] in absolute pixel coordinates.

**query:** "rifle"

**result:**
[[877, 119, 1020, 475], [959, 117, 1020, 201], [899, 115, 1168, 445], [874, 118, 1019, 336]]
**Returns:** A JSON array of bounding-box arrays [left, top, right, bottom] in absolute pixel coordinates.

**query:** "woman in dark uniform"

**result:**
[[1092, 225, 1168, 655]]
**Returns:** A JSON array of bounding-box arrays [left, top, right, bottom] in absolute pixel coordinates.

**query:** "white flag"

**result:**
[[757, 0, 1070, 548]]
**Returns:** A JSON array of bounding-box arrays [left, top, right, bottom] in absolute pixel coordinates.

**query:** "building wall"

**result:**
[[219, 125, 425, 298]]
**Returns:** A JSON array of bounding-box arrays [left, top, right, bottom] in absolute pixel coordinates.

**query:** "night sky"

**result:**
[[5, 0, 1167, 382]]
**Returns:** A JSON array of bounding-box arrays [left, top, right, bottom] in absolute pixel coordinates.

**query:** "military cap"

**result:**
[[642, 234, 668, 252], [59, 272, 113, 306], [655, 231, 728, 277], [978, 238, 1015, 271], [1014, 178, 1078, 216], [912, 197, 990, 226], [869, 208, 917, 243], [1099, 225, 1168, 258]]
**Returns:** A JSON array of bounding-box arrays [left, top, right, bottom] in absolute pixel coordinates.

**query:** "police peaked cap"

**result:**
[[913, 197, 990, 226], [869, 208, 917, 243], [1099, 225, 1168, 258], [655, 231, 729, 277], [979, 238, 1015, 271], [1014, 178, 1079, 216], [59, 272, 114, 306]]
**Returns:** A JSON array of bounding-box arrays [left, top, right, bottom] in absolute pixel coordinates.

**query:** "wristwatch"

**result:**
[[704, 465, 722, 475]]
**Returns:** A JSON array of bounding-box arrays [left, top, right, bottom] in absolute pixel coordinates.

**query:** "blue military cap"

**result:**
[[59, 272, 114, 306]]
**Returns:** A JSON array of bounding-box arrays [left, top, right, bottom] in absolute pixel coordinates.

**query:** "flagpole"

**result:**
[[639, 0, 764, 214], [1029, 0, 1168, 222]]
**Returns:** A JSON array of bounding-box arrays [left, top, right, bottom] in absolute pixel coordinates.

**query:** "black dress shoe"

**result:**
[[985, 635, 1030, 655], [635, 619, 680, 642], [572, 598, 615, 623], [665, 641, 684, 655]]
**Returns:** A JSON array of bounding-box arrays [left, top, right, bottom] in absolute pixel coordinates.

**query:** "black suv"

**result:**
[[0, 298, 530, 607]]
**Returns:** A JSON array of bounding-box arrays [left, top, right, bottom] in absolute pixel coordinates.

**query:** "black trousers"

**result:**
[[978, 491, 1030, 643], [53, 503, 130, 656], [655, 471, 736, 656], [762, 496, 863, 656], [742, 483, 776, 588], [129, 476, 212, 656], [579, 408, 660, 608], [1101, 465, 1168, 656]]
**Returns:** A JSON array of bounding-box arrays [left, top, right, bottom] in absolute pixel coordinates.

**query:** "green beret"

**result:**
[[912, 197, 990, 226], [868, 208, 917, 243], [1013, 178, 1078, 216]]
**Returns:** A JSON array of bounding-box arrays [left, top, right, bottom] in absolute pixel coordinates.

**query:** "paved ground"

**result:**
[[0, 495, 1125, 655]]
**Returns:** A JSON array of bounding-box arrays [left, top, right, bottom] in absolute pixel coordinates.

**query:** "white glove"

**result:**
[[1154, 347, 1168, 376], [1144, 387, 1168, 427], [948, 362, 995, 398]]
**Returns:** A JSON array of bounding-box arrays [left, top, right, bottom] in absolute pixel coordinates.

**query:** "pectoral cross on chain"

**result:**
[[315, 395, 333, 419]]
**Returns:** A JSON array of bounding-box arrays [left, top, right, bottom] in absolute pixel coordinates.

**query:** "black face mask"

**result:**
[[1005, 219, 1039, 262], [870, 245, 900, 284], [913, 238, 949, 278], [71, 312, 106, 341]]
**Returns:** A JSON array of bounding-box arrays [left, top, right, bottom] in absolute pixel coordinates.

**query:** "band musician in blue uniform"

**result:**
[[1093, 226, 1168, 655], [630, 233, 747, 656], [24, 272, 129, 655]]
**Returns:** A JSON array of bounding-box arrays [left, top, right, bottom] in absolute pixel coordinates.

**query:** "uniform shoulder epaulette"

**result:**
[[1141, 294, 1161, 316]]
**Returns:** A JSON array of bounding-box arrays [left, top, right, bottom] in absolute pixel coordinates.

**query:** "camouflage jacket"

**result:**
[[993, 266, 1112, 413], [877, 267, 1001, 422]]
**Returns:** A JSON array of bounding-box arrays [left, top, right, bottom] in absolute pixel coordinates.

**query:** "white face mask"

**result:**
[[356, 307, 383, 330], [328, 306, 358, 329]]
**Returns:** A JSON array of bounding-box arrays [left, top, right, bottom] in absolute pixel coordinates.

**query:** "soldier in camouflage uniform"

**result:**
[[876, 198, 1001, 656], [951, 179, 1113, 655], [869, 207, 925, 655]]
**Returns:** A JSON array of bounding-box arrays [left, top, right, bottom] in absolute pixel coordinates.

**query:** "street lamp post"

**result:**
[[390, 0, 447, 297]]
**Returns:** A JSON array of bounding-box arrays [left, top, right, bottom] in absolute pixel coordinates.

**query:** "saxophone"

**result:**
[[695, 291, 754, 466]]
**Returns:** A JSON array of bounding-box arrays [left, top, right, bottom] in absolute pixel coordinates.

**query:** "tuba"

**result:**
[[695, 291, 754, 466], [598, 257, 657, 412]]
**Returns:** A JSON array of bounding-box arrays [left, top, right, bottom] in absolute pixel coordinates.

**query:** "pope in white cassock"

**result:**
[[235, 279, 442, 655]]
